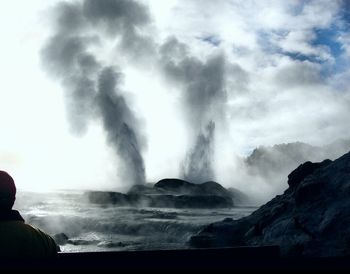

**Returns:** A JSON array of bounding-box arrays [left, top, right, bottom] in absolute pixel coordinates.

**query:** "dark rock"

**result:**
[[190, 218, 253, 248], [67, 239, 98, 246], [173, 195, 233, 208], [200, 181, 233, 197], [127, 184, 164, 195], [97, 241, 127, 248], [53, 233, 69, 245], [294, 179, 324, 204], [154, 179, 197, 195], [86, 192, 233, 209], [85, 191, 130, 206], [147, 194, 233, 208], [86, 178, 244, 208], [288, 159, 332, 188], [190, 151, 350, 257], [154, 178, 233, 198]]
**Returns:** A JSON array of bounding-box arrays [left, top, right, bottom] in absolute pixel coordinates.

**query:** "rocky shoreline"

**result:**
[[189, 151, 350, 257]]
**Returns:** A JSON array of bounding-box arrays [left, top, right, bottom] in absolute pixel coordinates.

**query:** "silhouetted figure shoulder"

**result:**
[[0, 171, 59, 259]]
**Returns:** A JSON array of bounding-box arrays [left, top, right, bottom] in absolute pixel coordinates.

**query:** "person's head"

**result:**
[[0, 171, 16, 211]]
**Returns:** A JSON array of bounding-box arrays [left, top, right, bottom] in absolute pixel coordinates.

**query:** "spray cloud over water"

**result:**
[[42, 0, 150, 185], [182, 121, 216, 183], [159, 38, 227, 183], [96, 67, 145, 185]]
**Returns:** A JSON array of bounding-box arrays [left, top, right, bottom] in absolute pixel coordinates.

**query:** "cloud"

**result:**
[[42, 0, 151, 186], [41, 0, 350, 197]]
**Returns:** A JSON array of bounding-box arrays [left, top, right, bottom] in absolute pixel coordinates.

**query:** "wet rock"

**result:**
[[53, 233, 69, 245], [86, 179, 244, 208], [154, 179, 194, 194], [85, 191, 130, 206], [97, 241, 127, 248], [127, 184, 164, 195], [67, 239, 99, 246], [190, 151, 350, 257], [154, 179, 233, 198], [86, 191, 233, 208], [288, 159, 332, 188]]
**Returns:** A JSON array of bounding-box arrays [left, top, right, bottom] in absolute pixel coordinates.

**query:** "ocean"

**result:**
[[15, 190, 256, 253]]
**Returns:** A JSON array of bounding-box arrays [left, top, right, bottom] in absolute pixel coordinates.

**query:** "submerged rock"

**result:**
[[190, 151, 350, 257]]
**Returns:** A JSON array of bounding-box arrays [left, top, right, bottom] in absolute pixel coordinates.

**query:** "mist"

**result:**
[[159, 38, 227, 183], [182, 121, 216, 183], [36, 0, 350, 203], [41, 0, 149, 186]]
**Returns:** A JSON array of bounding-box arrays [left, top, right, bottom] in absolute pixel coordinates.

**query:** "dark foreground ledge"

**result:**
[[1, 246, 350, 272]]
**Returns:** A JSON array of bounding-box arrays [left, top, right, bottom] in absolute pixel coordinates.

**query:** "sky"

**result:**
[[0, 0, 349, 194]]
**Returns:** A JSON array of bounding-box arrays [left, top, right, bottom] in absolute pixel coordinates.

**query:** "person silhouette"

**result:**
[[0, 170, 59, 258]]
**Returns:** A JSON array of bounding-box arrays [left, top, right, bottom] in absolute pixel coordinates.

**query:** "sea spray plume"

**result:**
[[41, 0, 148, 185], [44, 2, 106, 133], [160, 38, 227, 130], [82, 0, 155, 59], [96, 68, 145, 185], [159, 38, 227, 182], [182, 121, 216, 183]]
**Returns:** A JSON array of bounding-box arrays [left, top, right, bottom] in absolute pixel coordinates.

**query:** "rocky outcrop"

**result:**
[[127, 184, 164, 195], [85, 179, 243, 208], [53, 233, 69, 245], [190, 151, 350, 257], [154, 179, 232, 197], [287, 159, 332, 188]]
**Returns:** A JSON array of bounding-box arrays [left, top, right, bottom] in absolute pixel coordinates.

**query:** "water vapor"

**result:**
[[42, 0, 150, 185], [159, 38, 227, 182]]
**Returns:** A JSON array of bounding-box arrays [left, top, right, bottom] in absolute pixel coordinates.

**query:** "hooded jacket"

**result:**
[[0, 210, 59, 258]]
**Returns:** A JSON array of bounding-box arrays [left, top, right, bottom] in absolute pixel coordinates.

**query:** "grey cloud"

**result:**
[[41, 0, 150, 186], [82, 0, 156, 59], [57, 2, 84, 32], [82, 0, 150, 30], [227, 63, 250, 92], [274, 61, 323, 88], [160, 38, 227, 129], [42, 34, 99, 132], [43, 35, 85, 76]]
